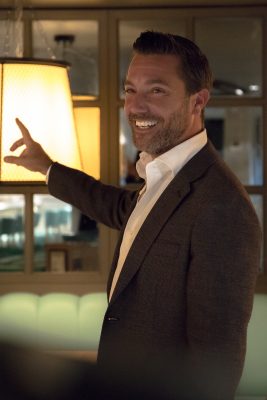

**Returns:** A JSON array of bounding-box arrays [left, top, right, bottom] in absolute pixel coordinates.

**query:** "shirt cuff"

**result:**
[[45, 163, 54, 185]]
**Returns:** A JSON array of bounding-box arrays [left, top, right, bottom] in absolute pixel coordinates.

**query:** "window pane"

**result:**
[[0, 195, 24, 272], [250, 194, 263, 273], [119, 20, 187, 98], [73, 107, 100, 180], [0, 20, 23, 57], [250, 195, 263, 227], [33, 195, 99, 273], [33, 20, 99, 97], [205, 107, 262, 185], [195, 18, 262, 97]]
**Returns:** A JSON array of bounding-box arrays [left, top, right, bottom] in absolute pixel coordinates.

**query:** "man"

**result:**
[[5, 31, 261, 399]]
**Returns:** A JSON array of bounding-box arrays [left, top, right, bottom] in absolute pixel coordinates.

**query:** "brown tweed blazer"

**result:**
[[48, 141, 261, 400]]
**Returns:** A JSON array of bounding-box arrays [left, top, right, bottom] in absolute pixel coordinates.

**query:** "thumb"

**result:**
[[4, 155, 22, 166]]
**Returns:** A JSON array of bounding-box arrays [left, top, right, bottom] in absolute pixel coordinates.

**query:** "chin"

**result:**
[[134, 136, 152, 151]]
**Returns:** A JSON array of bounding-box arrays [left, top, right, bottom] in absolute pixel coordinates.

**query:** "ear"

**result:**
[[192, 89, 210, 115]]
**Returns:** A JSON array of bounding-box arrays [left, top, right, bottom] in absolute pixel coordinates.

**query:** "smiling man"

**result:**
[[124, 52, 208, 156], [4, 31, 261, 400]]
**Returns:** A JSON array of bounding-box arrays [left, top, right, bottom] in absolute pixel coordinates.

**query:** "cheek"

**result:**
[[155, 96, 180, 113]]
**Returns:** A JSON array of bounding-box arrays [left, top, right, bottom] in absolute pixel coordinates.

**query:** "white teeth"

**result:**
[[135, 120, 157, 128]]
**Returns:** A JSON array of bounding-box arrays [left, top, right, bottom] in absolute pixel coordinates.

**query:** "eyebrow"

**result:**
[[123, 78, 170, 87]]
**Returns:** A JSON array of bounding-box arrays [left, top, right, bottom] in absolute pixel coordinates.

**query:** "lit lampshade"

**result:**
[[0, 58, 81, 182], [73, 106, 100, 180]]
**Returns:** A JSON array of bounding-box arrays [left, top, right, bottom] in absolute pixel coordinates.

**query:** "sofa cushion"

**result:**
[[37, 293, 80, 349], [236, 294, 267, 397], [0, 293, 38, 345], [0, 292, 107, 351]]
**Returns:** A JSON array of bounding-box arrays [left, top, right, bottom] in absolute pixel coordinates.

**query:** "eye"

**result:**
[[151, 87, 165, 94], [124, 87, 135, 95]]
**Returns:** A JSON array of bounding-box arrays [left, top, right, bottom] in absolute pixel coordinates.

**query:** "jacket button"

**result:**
[[107, 316, 119, 322]]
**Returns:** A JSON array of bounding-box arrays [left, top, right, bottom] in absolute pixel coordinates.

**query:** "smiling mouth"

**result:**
[[135, 119, 157, 129]]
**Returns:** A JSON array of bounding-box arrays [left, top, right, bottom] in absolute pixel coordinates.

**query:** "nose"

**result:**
[[124, 92, 149, 115]]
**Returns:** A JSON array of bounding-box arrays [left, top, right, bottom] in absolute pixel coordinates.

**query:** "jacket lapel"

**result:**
[[108, 141, 219, 304]]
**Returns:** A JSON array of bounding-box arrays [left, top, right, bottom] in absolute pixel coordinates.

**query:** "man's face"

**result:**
[[124, 53, 197, 157]]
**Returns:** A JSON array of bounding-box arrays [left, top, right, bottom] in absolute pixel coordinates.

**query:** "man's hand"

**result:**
[[4, 118, 53, 175]]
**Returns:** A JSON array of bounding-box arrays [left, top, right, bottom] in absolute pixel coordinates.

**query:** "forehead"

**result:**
[[126, 53, 183, 84]]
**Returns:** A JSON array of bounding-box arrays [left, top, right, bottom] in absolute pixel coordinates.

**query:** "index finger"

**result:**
[[15, 118, 34, 144]]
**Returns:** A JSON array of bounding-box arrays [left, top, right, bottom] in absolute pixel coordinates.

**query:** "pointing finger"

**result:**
[[15, 118, 34, 144]]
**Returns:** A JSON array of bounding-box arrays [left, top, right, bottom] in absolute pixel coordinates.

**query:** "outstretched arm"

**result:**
[[4, 118, 53, 175], [4, 119, 137, 229]]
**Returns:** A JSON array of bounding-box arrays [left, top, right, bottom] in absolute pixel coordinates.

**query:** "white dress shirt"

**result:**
[[109, 130, 208, 300]]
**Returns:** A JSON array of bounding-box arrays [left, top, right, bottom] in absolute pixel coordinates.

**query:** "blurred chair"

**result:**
[[14, 215, 24, 246], [0, 217, 16, 246], [45, 211, 60, 237]]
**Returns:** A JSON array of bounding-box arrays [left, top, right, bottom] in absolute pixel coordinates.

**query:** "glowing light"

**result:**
[[235, 88, 244, 96], [249, 84, 260, 92], [0, 59, 81, 182]]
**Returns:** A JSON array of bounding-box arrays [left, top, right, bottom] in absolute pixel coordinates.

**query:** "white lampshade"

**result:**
[[0, 58, 81, 182]]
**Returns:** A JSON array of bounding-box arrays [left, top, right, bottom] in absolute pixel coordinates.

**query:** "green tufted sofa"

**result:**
[[0, 292, 108, 360], [0, 292, 266, 399]]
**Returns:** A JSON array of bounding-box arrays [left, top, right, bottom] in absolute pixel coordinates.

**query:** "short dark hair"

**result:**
[[133, 31, 213, 95]]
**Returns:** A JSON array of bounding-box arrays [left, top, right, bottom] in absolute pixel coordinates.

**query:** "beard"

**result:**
[[129, 98, 191, 156]]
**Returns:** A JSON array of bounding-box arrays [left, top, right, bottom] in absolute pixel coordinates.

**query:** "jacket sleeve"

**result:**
[[48, 162, 138, 230], [186, 196, 261, 399]]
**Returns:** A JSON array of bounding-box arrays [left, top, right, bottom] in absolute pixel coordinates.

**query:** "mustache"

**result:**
[[128, 113, 160, 122]]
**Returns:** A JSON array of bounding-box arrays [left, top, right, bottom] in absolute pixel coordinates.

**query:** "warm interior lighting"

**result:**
[[0, 58, 81, 182], [73, 107, 100, 180], [72, 95, 97, 101]]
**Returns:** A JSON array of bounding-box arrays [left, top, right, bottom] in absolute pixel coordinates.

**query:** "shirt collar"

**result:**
[[136, 129, 208, 180]]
